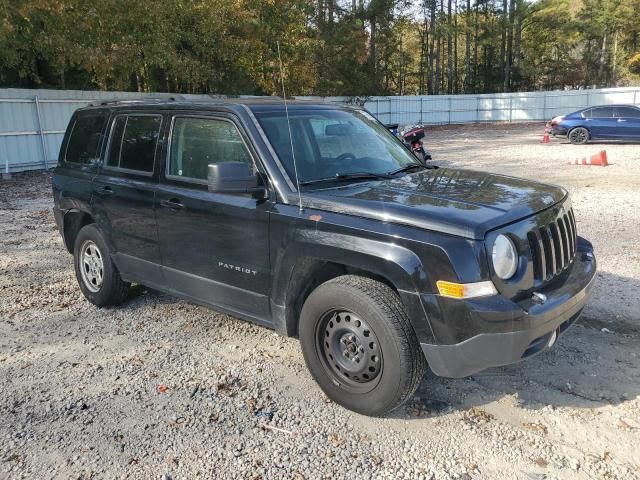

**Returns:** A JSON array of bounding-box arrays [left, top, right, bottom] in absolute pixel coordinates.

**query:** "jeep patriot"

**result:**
[[52, 99, 596, 416]]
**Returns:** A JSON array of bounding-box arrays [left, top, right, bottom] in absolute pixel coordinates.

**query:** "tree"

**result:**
[[1, 0, 639, 95]]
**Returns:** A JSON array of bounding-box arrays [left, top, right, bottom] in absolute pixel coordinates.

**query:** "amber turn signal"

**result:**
[[436, 280, 497, 299]]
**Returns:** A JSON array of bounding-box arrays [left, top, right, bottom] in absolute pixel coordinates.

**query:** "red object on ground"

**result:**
[[590, 150, 608, 166], [568, 150, 608, 166], [541, 132, 551, 143]]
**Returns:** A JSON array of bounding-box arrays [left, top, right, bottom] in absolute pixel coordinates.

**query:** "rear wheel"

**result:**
[[299, 275, 426, 416], [73, 224, 130, 307], [568, 127, 589, 145]]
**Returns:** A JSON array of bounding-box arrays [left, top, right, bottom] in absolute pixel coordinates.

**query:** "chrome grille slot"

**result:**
[[528, 207, 577, 282], [550, 223, 563, 270], [543, 226, 556, 276], [557, 218, 569, 268]]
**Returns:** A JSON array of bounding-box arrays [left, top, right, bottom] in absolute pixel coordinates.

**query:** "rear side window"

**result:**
[[106, 115, 162, 172], [590, 107, 614, 118], [581, 109, 592, 118], [65, 112, 108, 164]]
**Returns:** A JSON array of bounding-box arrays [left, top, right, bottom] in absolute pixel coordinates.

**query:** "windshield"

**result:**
[[255, 108, 419, 187]]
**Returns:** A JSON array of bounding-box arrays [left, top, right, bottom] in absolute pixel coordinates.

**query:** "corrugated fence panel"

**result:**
[[0, 134, 43, 169], [2, 87, 640, 173], [450, 96, 476, 123], [511, 93, 544, 121], [0, 89, 217, 173]]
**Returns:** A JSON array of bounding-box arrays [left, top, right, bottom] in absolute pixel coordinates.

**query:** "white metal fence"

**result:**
[[2, 86, 639, 174], [361, 87, 640, 125], [0, 89, 216, 175]]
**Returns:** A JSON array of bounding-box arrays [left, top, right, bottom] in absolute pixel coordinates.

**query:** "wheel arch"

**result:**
[[270, 238, 432, 340], [62, 209, 95, 253]]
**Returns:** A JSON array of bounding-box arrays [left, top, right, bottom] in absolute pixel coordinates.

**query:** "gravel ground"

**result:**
[[1, 123, 639, 479]]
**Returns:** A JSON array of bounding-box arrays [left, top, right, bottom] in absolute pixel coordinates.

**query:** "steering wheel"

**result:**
[[335, 152, 357, 163]]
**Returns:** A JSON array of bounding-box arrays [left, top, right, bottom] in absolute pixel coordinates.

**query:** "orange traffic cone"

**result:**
[[568, 150, 608, 167], [569, 157, 588, 165], [590, 150, 608, 166], [541, 132, 551, 144]]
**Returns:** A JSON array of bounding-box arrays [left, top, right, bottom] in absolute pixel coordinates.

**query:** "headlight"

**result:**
[[492, 234, 518, 280]]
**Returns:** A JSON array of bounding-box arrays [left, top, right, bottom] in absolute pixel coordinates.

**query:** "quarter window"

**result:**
[[106, 115, 162, 172], [65, 112, 108, 164], [168, 117, 252, 181]]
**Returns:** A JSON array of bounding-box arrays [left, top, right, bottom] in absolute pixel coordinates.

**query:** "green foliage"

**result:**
[[629, 54, 640, 75], [0, 0, 638, 94]]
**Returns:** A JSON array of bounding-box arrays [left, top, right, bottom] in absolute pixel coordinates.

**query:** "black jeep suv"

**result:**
[[52, 99, 596, 416]]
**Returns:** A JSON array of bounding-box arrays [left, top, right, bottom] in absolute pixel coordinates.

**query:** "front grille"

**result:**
[[527, 208, 577, 282]]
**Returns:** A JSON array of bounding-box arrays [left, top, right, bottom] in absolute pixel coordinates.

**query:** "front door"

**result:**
[[614, 106, 640, 139], [155, 114, 272, 323], [92, 113, 164, 281]]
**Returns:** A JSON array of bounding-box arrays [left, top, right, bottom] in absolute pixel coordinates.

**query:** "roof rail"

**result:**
[[89, 96, 185, 107]]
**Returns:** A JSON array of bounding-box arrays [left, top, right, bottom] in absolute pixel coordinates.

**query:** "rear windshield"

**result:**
[[65, 111, 108, 164]]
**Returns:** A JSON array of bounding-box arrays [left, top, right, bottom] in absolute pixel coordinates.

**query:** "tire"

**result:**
[[568, 127, 589, 145], [299, 275, 426, 416], [73, 224, 130, 307]]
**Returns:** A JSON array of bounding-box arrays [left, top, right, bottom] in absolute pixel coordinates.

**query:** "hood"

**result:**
[[300, 168, 567, 239]]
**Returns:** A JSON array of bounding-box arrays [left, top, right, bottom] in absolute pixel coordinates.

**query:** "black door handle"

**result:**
[[94, 185, 114, 195], [159, 198, 185, 209]]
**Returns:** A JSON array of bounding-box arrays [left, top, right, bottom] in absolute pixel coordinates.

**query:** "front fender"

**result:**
[[272, 231, 428, 306], [269, 209, 443, 341]]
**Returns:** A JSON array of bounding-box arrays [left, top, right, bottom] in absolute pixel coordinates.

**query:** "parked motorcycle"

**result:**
[[386, 123, 432, 162]]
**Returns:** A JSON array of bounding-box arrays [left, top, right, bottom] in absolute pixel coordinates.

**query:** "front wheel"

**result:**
[[568, 127, 589, 145], [299, 275, 426, 416]]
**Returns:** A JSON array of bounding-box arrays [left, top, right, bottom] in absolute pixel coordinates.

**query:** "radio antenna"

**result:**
[[276, 40, 303, 213]]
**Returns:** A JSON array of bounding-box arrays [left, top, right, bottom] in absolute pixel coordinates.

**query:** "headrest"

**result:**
[[325, 123, 354, 136]]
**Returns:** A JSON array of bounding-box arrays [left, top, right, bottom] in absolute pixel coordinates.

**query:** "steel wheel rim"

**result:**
[[80, 240, 104, 293], [316, 309, 383, 394]]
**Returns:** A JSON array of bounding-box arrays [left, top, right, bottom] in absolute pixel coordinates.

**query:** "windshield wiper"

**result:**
[[299, 171, 392, 186], [387, 163, 428, 176]]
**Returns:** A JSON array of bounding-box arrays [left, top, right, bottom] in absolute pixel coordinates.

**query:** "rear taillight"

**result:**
[[550, 115, 565, 126]]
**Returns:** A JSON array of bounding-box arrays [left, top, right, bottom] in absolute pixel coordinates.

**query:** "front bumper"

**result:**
[[420, 241, 596, 378]]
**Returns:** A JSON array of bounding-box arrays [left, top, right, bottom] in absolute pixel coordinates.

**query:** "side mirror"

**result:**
[[207, 162, 264, 194]]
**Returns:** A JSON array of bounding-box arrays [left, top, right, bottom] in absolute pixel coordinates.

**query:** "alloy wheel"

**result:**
[[80, 240, 104, 293], [569, 128, 588, 144]]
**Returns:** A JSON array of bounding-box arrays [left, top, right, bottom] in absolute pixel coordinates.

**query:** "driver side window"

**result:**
[[168, 117, 252, 181]]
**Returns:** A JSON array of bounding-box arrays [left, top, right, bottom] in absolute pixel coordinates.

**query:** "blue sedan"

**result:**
[[549, 104, 640, 144]]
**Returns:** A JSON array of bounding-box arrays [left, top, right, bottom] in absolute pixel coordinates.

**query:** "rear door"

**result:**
[[613, 106, 640, 139], [588, 106, 617, 139], [155, 113, 272, 323], [92, 112, 164, 282]]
